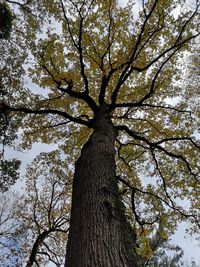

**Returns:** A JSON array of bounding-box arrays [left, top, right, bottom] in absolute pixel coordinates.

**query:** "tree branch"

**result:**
[[110, 14, 200, 109], [116, 176, 197, 220], [116, 125, 200, 182], [114, 103, 192, 118], [39, 49, 98, 113], [0, 102, 91, 127]]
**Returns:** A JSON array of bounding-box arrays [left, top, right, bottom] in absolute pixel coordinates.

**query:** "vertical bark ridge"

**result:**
[[65, 107, 138, 267]]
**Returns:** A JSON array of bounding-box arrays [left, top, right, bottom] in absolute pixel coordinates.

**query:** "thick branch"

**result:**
[[39, 51, 98, 113], [0, 102, 91, 127], [116, 125, 199, 181], [26, 229, 52, 267], [110, 31, 200, 109], [60, 0, 95, 104], [114, 103, 192, 117], [77, 16, 89, 94]]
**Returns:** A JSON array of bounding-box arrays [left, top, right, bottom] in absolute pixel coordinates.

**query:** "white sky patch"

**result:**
[[24, 75, 49, 95], [164, 96, 182, 105], [118, 0, 142, 13], [118, 0, 129, 7], [192, 129, 200, 140], [171, 222, 200, 266]]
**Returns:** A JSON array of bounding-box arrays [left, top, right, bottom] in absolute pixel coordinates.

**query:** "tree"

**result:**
[[142, 240, 184, 267], [0, 0, 30, 191], [0, 2, 13, 39], [18, 151, 71, 267], [0, 192, 24, 267], [0, 0, 200, 266], [0, 92, 21, 191], [0, 151, 188, 267], [0, 151, 71, 267]]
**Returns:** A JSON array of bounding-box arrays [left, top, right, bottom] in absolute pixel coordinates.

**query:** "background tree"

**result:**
[[0, 112, 21, 191], [0, 83, 21, 192], [126, 228, 186, 266], [0, 0, 199, 266], [0, 192, 24, 267], [0, 2, 13, 39], [17, 151, 70, 267], [0, 0, 31, 191], [0, 0, 41, 191], [0, 151, 71, 267]]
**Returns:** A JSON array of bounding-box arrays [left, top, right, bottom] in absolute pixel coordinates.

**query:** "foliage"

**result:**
[[0, 3, 13, 39], [0, 66, 21, 192], [0, 157, 21, 192], [143, 241, 184, 267], [0, 0, 200, 265], [0, 95, 21, 192], [0, 192, 24, 267], [14, 151, 71, 266], [0, 0, 31, 191]]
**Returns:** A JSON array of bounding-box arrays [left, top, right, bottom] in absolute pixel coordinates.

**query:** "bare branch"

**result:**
[[116, 176, 197, 220], [110, 0, 159, 106], [114, 103, 192, 118], [26, 229, 53, 267], [39, 50, 98, 113], [0, 102, 91, 127], [151, 149, 174, 207], [110, 5, 200, 109], [60, 0, 90, 95], [131, 185, 160, 227], [116, 125, 200, 182]]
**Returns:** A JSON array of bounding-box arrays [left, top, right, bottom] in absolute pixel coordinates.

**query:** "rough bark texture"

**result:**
[[65, 106, 138, 267]]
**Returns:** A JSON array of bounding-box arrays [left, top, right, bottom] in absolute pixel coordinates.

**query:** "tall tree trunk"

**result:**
[[65, 106, 138, 267]]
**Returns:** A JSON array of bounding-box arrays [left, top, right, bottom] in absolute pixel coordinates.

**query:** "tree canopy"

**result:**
[[0, 0, 200, 266]]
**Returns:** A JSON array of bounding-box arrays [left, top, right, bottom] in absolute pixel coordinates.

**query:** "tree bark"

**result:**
[[65, 106, 138, 267]]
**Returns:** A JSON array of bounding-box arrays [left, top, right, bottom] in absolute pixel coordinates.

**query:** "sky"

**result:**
[[1, 0, 200, 266]]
